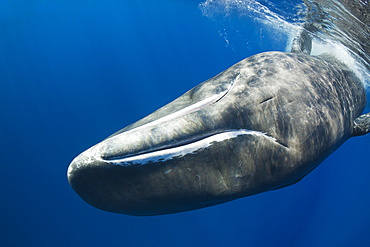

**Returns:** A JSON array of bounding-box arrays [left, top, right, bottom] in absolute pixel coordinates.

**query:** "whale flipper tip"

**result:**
[[353, 112, 370, 137]]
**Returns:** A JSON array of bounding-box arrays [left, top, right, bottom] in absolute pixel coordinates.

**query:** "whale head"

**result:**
[[67, 52, 366, 216]]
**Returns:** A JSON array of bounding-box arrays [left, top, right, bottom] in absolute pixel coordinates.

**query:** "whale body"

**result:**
[[67, 49, 370, 216]]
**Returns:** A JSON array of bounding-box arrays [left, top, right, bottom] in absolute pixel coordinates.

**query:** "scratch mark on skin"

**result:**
[[275, 140, 290, 148], [164, 169, 172, 175], [216, 169, 229, 196], [194, 174, 201, 194], [301, 124, 318, 146], [259, 96, 274, 104]]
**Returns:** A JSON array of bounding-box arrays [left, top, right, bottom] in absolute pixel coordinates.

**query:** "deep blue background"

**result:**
[[1, 1, 369, 246]]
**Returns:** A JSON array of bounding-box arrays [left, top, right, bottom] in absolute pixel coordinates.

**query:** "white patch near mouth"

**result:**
[[107, 129, 275, 166]]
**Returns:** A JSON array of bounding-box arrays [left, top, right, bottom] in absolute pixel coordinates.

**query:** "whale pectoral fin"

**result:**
[[291, 29, 312, 55], [352, 113, 370, 137]]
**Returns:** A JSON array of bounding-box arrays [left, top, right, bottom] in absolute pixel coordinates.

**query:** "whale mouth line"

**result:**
[[102, 132, 223, 161], [101, 129, 277, 166]]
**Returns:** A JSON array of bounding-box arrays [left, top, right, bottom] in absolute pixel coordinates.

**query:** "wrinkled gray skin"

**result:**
[[68, 45, 370, 216]]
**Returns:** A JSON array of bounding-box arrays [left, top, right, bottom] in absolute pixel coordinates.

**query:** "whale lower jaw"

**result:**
[[66, 127, 289, 216]]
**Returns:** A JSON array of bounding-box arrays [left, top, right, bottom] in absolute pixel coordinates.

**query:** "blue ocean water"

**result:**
[[1, 1, 369, 246]]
